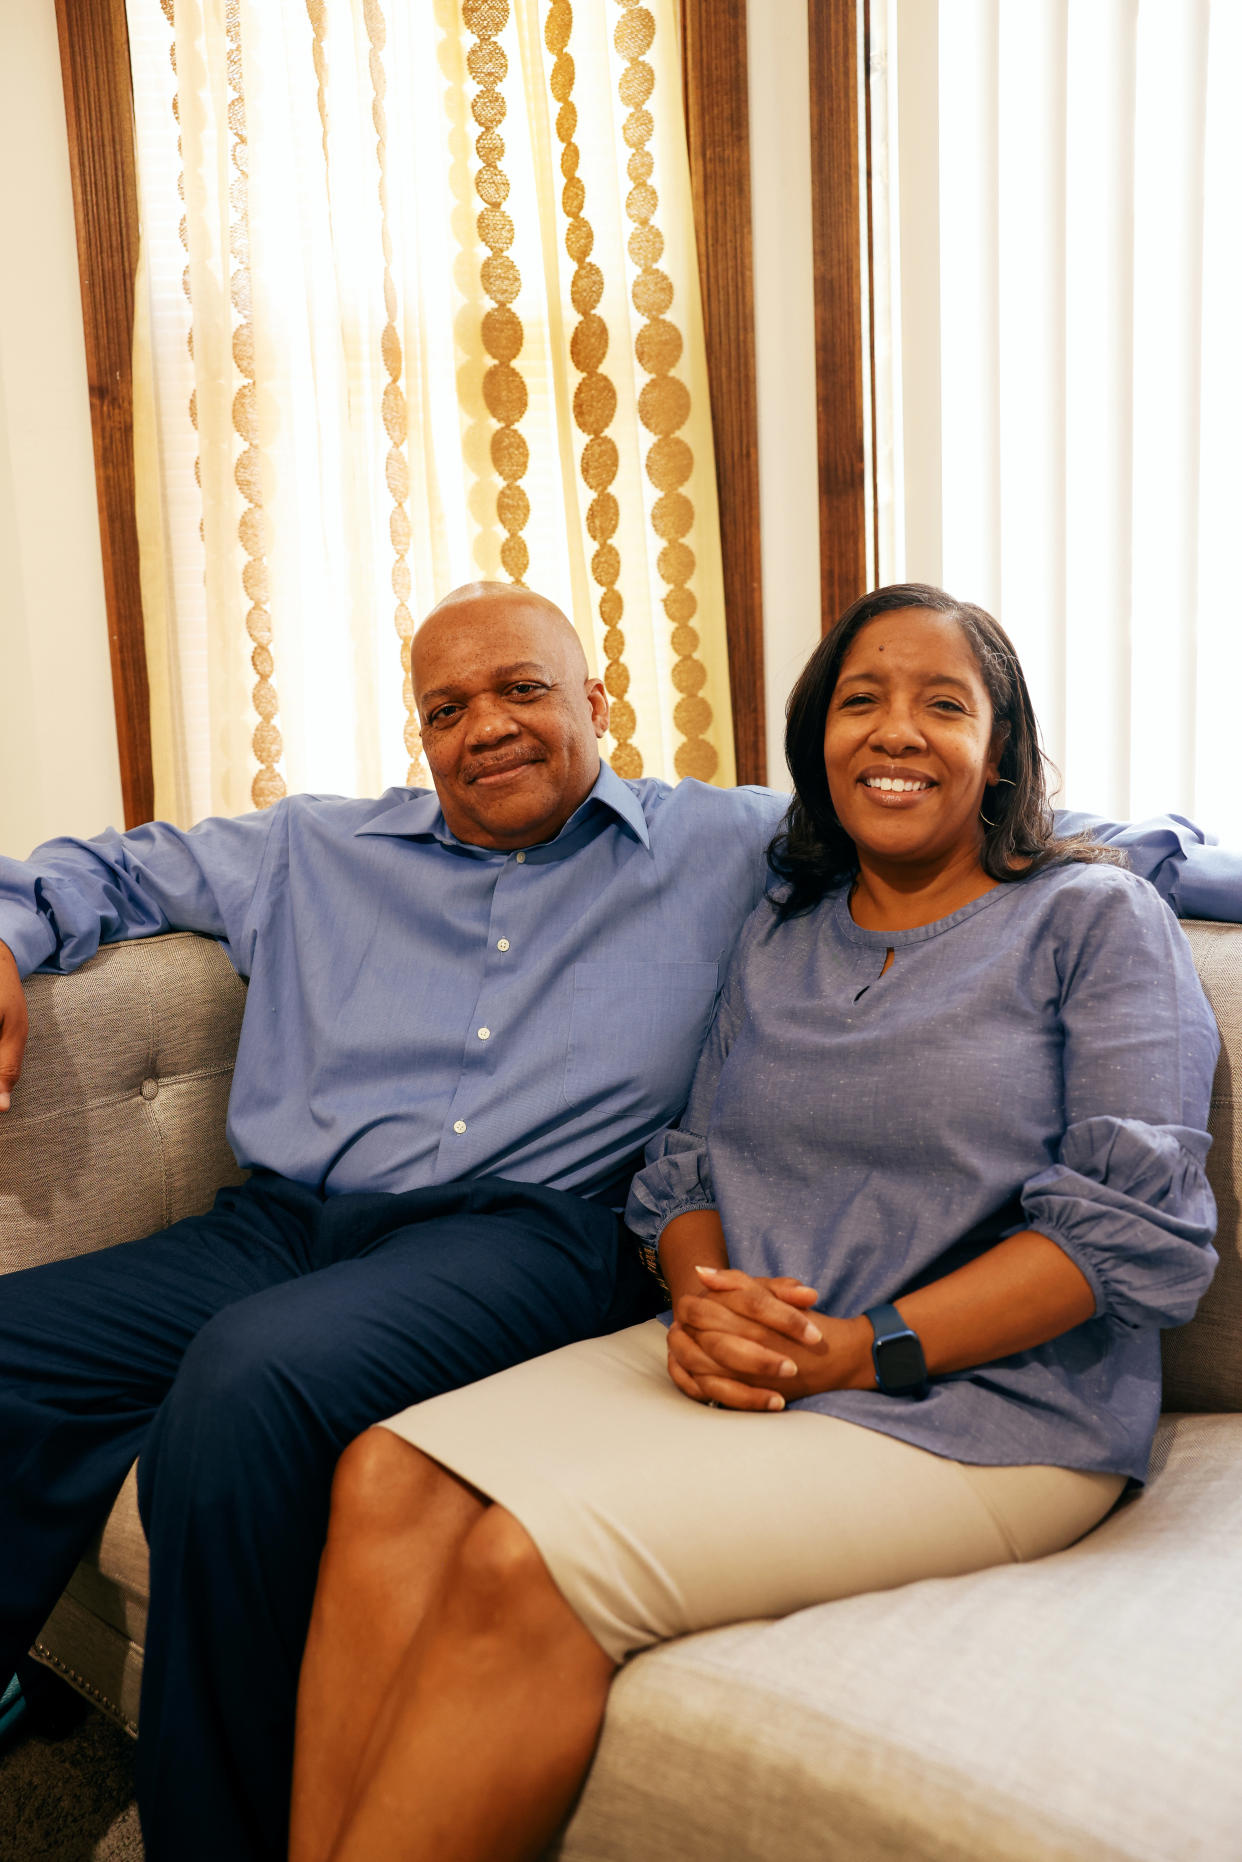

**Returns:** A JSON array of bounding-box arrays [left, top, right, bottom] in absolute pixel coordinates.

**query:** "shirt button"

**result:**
[[497, 938, 510, 951], [477, 1027, 491, 1040], [515, 851, 526, 863], [453, 1119, 467, 1134]]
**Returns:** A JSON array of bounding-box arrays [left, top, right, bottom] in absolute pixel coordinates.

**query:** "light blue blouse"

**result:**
[[626, 863, 1220, 1481]]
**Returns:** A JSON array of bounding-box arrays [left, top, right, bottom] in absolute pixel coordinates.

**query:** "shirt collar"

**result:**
[[353, 761, 650, 858]]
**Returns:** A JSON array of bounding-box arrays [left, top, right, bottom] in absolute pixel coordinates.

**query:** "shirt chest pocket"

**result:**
[[563, 960, 720, 1114]]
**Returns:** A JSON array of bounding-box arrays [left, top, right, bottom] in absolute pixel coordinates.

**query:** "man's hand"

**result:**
[[0, 941, 28, 1112], [667, 1265, 874, 1409]]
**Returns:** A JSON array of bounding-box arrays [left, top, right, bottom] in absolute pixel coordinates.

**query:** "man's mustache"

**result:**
[[463, 748, 547, 784]]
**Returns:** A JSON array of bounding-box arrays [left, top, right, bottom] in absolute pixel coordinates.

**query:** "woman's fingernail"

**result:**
[[802, 1322, 823, 1343], [767, 1394, 785, 1411], [779, 1358, 798, 1376], [694, 1264, 720, 1278]]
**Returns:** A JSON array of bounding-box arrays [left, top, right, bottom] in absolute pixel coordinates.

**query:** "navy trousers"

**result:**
[[0, 1172, 657, 1861]]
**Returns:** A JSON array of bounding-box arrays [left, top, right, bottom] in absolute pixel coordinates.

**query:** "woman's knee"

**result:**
[[448, 1507, 561, 1628], [328, 1428, 444, 1543], [445, 1510, 613, 1676]]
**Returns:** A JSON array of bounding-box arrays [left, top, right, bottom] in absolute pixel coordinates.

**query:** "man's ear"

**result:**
[[586, 677, 609, 740]]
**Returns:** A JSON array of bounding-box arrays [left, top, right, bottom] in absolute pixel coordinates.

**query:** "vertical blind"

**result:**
[[872, 0, 1241, 839], [127, 0, 735, 824]]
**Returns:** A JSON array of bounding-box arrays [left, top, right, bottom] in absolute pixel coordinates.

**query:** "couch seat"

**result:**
[[555, 1411, 1242, 1861]]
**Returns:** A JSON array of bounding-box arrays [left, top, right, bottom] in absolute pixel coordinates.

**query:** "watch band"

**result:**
[[864, 1302, 929, 1398]]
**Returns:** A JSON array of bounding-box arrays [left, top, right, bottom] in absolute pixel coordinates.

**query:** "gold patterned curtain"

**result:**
[[127, 0, 735, 822]]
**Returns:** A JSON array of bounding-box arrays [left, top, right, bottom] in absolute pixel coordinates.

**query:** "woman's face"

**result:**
[[822, 608, 1003, 872]]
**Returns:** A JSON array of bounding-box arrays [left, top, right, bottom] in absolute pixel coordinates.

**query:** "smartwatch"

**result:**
[[864, 1303, 929, 1398]]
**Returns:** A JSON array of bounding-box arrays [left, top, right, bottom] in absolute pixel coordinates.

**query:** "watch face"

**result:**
[[874, 1331, 926, 1391]]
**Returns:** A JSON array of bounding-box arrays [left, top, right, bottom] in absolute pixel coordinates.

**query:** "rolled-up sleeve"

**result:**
[[625, 905, 762, 1241], [1021, 870, 1220, 1328]]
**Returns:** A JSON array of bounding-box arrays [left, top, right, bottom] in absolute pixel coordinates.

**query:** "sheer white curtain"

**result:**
[[127, 0, 735, 823], [870, 0, 1242, 839]]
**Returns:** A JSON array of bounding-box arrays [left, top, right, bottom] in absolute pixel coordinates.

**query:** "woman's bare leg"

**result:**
[[327, 1504, 616, 1862], [288, 1429, 485, 1862]]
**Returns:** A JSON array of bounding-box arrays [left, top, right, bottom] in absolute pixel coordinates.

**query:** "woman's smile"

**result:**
[[856, 763, 938, 805]]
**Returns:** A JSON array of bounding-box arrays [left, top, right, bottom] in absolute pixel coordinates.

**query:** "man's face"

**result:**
[[414, 596, 609, 850]]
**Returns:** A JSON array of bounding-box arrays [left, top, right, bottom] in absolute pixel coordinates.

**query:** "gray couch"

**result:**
[[3, 927, 1241, 1860]]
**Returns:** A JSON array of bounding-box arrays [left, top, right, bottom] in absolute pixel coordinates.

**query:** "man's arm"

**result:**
[[0, 809, 288, 974], [0, 805, 286, 1110], [1055, 809, 1242, 919]]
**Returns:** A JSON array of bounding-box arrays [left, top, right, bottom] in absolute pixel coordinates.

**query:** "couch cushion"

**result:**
[[557, 1412, 1242, 1862], [1163, 922, 1242, 1411], [0, 934, 247, 1274]]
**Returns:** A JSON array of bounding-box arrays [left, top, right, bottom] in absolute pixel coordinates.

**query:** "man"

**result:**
[[0, 584, 781, 1860], [0, 582, 1236, 1859]]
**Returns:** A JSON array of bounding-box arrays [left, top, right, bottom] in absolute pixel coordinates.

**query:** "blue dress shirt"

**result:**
[[0, 770, 779, 1199], [0, 773, 1236, 1202]]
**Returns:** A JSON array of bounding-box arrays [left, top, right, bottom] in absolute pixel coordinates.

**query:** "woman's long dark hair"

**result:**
[[768, 583, 1124, 920]]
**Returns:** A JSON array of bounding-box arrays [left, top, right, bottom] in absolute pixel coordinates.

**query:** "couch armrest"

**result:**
[[0, 933, 247, 1277], [1163, 920, 1242, 1413]]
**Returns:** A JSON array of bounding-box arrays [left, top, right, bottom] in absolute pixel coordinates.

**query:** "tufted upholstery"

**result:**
[[0, 934, 247, 1278]]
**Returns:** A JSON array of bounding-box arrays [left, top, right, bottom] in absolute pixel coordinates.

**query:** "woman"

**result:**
[[288, 585, 1219, 1862]]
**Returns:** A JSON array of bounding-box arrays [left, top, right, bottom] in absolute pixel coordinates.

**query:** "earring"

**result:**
[[981, 774, 1011, 829]]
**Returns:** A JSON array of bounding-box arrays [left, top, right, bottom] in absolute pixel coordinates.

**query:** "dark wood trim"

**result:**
[[809, 0, 869, 631], [680, 0, 766, 785], [861, 0, 880, 582], [55, 0, 154, 827]]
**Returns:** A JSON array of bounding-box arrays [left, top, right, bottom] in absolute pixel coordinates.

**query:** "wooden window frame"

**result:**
[[680, 0, 766, 783], [684, 0, 872, 664], [56, 0, 153, 829], [809, 0, 873, 633]]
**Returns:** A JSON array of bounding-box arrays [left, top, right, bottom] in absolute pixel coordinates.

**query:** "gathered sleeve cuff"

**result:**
[[1022, 1116, 1218, 1329], [624, 898, 772, 1244], [624, 1126, 716, 1242]]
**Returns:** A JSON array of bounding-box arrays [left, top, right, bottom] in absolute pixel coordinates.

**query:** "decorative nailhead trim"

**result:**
[[31, 1641, 139, 1738]]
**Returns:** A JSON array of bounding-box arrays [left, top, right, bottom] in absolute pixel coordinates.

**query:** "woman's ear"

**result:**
[[985, 723, 1009, 787]]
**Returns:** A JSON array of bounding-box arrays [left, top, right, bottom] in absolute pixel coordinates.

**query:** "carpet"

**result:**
[[0, 1669, 141, 1861]]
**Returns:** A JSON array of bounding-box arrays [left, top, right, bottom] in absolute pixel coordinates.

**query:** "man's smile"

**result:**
[[463, 750, 547, 786]]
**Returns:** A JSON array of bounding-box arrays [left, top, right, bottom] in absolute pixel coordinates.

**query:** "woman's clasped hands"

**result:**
[[666, 1264, 876, 1409]]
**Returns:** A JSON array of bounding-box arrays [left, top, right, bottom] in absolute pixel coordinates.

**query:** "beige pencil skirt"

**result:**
[[379, 1318, 1124, 1664]]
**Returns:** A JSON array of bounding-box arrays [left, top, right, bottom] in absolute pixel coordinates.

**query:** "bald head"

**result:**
[[412, 582, 608, 850], [416, 581, 589, 679]]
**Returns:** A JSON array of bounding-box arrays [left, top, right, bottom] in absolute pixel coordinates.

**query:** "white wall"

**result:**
[[0, 0, 123, 856]]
